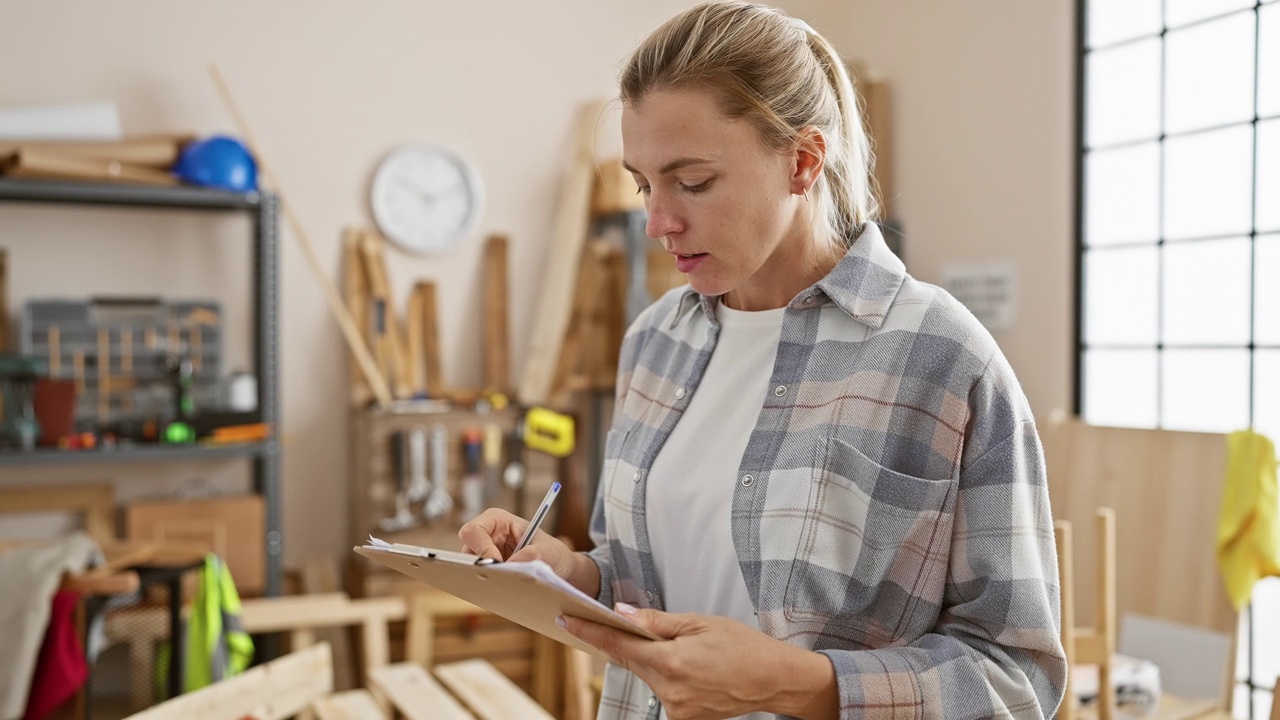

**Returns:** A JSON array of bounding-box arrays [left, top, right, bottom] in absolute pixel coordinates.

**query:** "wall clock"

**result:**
[[370, 144, 484, 255]]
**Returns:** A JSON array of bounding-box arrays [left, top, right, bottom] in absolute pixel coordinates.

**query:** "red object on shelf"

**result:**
[[32, 379, 75, 447]]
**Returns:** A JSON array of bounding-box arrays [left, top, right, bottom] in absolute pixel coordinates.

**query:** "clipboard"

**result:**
[[353, 537, 661, 658]]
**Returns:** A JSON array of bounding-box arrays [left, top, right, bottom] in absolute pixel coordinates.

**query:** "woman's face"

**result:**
[[622, 88, 817, 311]]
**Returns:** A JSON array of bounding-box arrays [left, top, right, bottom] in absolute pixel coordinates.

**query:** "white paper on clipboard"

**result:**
[[355, 537, 662, 658]]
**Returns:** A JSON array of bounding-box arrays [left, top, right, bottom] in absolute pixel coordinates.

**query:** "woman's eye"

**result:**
[[679, 179, 712, 193], [635, 185, 651, 195]]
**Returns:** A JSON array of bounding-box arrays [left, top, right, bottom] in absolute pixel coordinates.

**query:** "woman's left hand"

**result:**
[[560, 604, 837, 720]]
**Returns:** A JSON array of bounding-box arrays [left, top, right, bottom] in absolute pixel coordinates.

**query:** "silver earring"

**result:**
[[802, 187, 809, 202]]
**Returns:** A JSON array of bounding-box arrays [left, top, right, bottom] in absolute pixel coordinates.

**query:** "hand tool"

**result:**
[[424, 423, 453, 521], [379, 430, 419, 532], [459, 428, 484, 523], [406, 426, 429, 503]]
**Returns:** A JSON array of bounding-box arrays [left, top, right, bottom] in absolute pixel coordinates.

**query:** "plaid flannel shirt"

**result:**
[[586, 223, 1067, 719]]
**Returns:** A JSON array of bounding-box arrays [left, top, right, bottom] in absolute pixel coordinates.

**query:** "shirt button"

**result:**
[[802, 295, 814, 304], [645, 590, 654, 603], [648, 696, 658, 709], [741, 474, 754, 487], [675, 387, 686, 400], [632, 470, 641, 483], [774, 385, 787, 397]]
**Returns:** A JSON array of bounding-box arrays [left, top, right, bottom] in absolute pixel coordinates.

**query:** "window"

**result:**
[[1075, 1, 1279, 717]]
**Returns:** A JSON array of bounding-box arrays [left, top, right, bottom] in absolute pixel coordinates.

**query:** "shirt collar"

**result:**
[[672, 223, 906, 330]]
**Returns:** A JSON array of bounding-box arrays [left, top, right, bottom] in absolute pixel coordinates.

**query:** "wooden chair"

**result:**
[[1055, 508, 1117, 720]]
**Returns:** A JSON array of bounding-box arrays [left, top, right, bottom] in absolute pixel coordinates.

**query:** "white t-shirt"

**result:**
[[646, 301, 785, 720]]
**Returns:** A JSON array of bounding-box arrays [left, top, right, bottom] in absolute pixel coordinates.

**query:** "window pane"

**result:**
[[1257, 351, 1280, 444], [1254, 578, 1280, 682], [1165, 0, 1255, 28], [1088, 39, 1161, 147], [1165, 126, 1253, 240], [1088, 0, 1161, 47], [1163, 238, 1252, 345], [1086, 143, 1161, 245], [1258, 234, 1280, 344], [1161, 349, 1251, 432], [1260, 120, 1280, 233], [1255, 689, 1275, 720], [1165, 12, 1256, 134], [1262, 5, 1280, 117], [1084, 349, 1159, 427], [1085, 246, 1159, 344]]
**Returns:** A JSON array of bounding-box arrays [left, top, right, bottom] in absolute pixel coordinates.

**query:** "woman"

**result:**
[[461, 3, 1067, 718]]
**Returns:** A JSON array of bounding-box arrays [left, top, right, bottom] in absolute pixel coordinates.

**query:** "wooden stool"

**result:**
[[1055, 508, 1117, 720]]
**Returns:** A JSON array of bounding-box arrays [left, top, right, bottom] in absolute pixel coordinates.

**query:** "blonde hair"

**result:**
[[620, 1, 878, 252]]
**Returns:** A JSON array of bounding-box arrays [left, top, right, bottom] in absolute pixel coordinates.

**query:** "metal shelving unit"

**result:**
[[0, 177, 283, 597]]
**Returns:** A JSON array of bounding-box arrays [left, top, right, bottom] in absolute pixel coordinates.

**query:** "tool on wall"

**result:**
[[503, 423, 528, 516], [379, 430, 419, 532], [460, 428, 484, 523], [424, 423, 453, 521], [482, 235, 511, 395], [483, 423, 503, 511], [406, 426, 430, 504]]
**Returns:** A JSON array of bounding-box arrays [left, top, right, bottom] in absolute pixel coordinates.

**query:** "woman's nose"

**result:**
[[645, 195, 682, 239]]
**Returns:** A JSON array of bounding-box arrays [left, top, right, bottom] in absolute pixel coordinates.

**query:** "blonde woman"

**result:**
[[462, 3, 1067, 718]]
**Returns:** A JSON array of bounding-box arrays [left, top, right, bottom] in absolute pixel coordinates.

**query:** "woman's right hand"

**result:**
[[458, 508, 600, 596]]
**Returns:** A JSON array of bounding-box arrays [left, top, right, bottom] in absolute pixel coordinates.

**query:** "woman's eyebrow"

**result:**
[[621, 157, 715, 175]]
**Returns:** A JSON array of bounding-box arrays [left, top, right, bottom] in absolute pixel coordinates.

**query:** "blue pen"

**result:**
[[512, 482, 561, 555]]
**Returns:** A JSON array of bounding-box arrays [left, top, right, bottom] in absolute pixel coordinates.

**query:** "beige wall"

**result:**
[[0, 1, 1072, 566], [808, 1, 1077, 419]]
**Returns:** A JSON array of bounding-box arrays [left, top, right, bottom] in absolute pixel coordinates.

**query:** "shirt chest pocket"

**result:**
[[784, 437, 956, 646]]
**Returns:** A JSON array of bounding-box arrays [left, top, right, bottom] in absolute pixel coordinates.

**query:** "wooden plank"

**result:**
[[123, 643, 333, 720], [239, 594, 405, 633], [0, 135, 192, 167], [415, 281, 444, 397], [2, 149, 178, 186], [518, 99, 608, 406], [311, 690, 387, 720], [405, 282, 427, 396], [482, 234, 511, 394], [0, 482, 114, 544], [531, 633, 560, 716], [433, 625, 534, 658], [549, 240, 611, 409], [434, 659, 556, 720], [359, 231, 412, 400], [1056, 521, 1077, 720], [343, 228, 374, 407], [368, 663, 475, 720], [563, 647, 596, 720]]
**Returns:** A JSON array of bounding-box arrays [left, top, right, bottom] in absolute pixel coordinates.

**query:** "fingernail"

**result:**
[[555, 615, 567, 629], [615, 602, 637, 615]]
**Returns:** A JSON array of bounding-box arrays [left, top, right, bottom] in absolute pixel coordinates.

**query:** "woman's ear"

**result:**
[[791, 127, 826, 196]]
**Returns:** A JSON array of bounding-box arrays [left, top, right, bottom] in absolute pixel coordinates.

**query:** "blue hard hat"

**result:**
[[174, 135, 258, 192]]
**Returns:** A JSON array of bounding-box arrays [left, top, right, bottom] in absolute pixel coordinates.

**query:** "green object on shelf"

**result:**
[[165, 422, 195, 444]]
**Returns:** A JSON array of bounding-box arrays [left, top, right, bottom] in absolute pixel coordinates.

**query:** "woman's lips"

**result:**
[[674, 253, 708, 273]]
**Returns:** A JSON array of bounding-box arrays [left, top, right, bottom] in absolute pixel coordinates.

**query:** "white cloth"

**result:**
[[647, 302, 784, 720], [0, 532, 98, 720]]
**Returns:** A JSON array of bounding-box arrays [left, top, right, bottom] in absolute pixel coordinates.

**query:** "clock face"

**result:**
[[370, 144, 484, 255]]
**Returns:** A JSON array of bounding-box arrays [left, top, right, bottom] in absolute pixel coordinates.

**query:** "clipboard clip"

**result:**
[[364, 535, 497, 566]]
